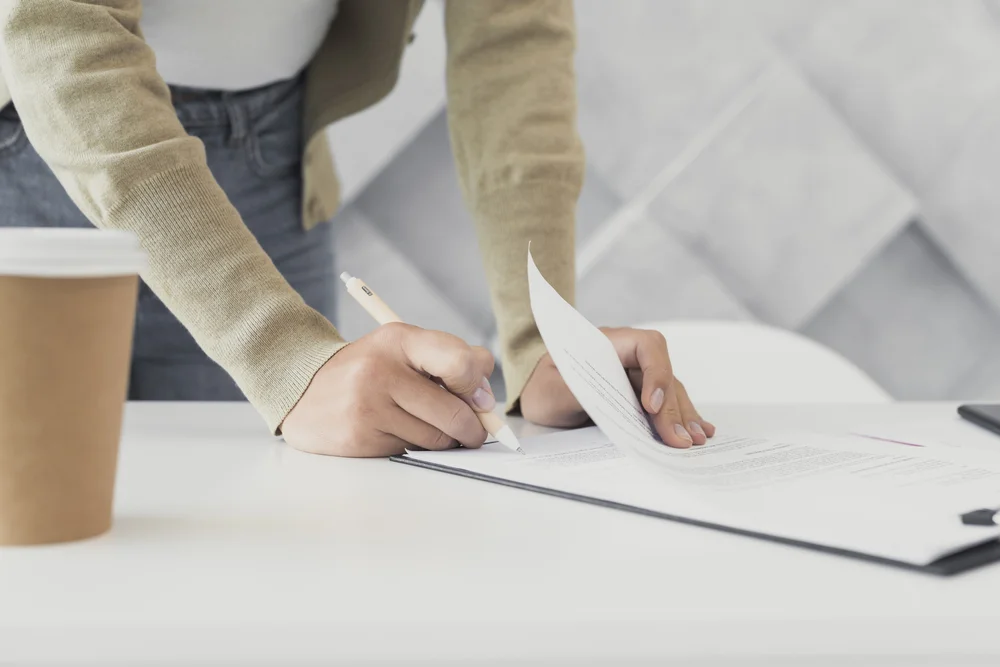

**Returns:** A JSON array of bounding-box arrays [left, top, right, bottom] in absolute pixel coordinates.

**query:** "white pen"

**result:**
[[340, 272, 524, 454]]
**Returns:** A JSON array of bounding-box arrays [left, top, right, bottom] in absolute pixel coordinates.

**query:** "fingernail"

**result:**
[[688, 422, 705, 437], [674, 423, 693, 443], [472, 387, 496, 411], [481, 376, 495, 397], [650, 388, 664, 413]]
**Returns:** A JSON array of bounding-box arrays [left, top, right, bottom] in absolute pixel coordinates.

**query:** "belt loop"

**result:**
[[223, 92, 247, 146]]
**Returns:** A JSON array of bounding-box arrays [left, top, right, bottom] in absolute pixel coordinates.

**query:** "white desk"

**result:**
[[2, 402, 999, 665]]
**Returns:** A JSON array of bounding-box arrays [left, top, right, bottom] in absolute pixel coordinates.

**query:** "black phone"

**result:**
[[957, 404, 1000, 438]]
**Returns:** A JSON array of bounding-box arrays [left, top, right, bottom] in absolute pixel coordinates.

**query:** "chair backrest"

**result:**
[[637, 320, 892, 405]]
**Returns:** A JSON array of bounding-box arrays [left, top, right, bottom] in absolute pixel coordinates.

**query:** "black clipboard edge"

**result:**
[[391, 455, 1000, 577]]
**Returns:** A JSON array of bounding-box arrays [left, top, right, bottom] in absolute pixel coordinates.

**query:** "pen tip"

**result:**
[[494, 425, 523, 455], [517, 447, 526, 455], [339, 272, 353, 285]]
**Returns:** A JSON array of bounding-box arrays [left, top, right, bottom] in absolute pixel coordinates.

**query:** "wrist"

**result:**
[[246, 307, 348, 435]]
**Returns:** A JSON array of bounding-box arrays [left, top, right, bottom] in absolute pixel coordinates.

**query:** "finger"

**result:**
[[631, 367, 703, 446], [422, 348, 498, 416], [651, 382, 693, 449], [461, 346, 499, 412], [391, 372, 488, 448], [606, 329, 674, 416], [676, 381, 716, 439], [674, 382, 707, 446], [627, 368, 643, 396], [395, 327, 496, 409], [339, 430, 412, 458], [384, 407, 460, 451], [472, 346, 496, 380]]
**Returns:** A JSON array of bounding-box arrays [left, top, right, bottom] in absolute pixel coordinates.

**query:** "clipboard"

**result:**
[[391, 454, 1000, 577]]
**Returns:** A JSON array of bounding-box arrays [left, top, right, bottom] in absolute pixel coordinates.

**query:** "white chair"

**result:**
[[638, 320, 891, 404]]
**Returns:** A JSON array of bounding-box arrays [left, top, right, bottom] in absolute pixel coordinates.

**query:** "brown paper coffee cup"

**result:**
[[0, 229, 144, 545]]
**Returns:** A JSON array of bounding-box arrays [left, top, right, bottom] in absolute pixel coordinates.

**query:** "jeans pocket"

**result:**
[[245, 90, 304, 179]]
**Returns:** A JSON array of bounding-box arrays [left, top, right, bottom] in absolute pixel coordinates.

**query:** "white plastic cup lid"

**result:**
[[0, 228, 146, 278]]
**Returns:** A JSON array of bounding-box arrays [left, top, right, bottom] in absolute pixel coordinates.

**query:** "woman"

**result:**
[[0, 0, 713, 456]]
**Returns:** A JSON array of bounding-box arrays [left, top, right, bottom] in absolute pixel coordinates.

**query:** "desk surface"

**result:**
[[2, 402, 1000, 665]]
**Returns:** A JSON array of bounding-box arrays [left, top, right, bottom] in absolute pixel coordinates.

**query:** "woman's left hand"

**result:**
[[519, 327, 715, 448]]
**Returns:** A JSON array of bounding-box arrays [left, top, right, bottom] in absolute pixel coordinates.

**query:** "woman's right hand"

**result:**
[[280, 322, 498, 457]]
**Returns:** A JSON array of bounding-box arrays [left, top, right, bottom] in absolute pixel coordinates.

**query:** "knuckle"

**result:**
[[457, 344, 476, 366], [447, 402, 483, 443], [429, 429, 454, 450], [381, 321, 411, 336], [647, 329, 668, 349], [472, 346, 496, 372], [445, 347, 477, 382], [663, 400, 683, 418], [446, 402, 468, 433]]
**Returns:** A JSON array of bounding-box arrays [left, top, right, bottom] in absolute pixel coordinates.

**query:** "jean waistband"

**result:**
[[0, 75, 303, 130], [170, 74, 304, 129]]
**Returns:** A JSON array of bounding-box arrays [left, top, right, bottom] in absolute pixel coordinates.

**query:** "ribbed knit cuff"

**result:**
[[263, 337, 350, 435], [109, 163, 348, 433], [502, 336, 550, 415]]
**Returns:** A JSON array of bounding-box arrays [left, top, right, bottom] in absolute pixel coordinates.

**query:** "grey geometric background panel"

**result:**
[[921, 92, 1000, 316], [332, 206, 486, 348], [574, 0, 774, 200], [353, 114, 497, 337], [777, 0, 1000, 193], [327, 0, 1000, 402], [647, 60, 914, 328], [576, 214, 752, 327], [802, 223, 1000, 400]]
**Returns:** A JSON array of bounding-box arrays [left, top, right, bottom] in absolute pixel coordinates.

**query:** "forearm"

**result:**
[[444, 0, 584, 409], [1, 0, 346, 431], [475, 185, 577, 411]]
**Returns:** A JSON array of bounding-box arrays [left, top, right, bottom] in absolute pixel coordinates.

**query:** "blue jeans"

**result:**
[[0, 77, 336, 401]]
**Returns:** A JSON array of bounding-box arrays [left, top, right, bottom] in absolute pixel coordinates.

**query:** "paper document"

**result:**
[[408, 426, 1000, 565], [523, 247, 694, 471], [405, 250, 1000, 566], [852, 418, 1000, 453]]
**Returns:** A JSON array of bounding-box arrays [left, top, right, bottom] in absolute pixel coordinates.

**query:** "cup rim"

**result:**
[[0, 228, 146, 277]]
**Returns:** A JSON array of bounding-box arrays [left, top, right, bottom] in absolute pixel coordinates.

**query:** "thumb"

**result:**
[[605, 328, 674, 415], [395, 326, 496, 411]]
